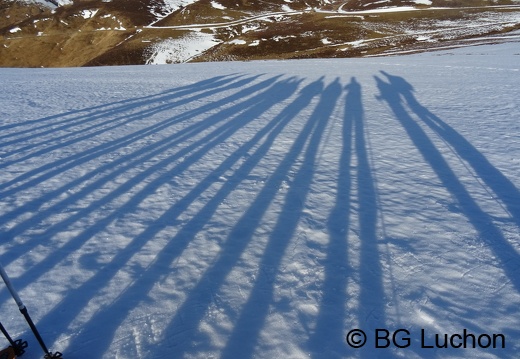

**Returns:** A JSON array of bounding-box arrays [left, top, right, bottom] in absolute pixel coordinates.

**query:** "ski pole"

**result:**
[[0, 321, 27, 356], [0, 262, 62, 358]]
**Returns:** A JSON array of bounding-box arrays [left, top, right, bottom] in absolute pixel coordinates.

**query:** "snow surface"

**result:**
[[20, 0, 71, 6], [1, 42, 519, 359], [145, 32, 221, 64], [149, 0, 201, 20], [211, 1, 226, 10], [80, 9, 98, 19]]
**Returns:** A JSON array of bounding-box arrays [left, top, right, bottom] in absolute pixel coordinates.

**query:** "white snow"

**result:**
[[145, 32, 221, 64], [228, 39, 247, 45], [20, 0, 71, 6], [211, 1, 226, 10], [242, 23, 260, 33], [80, 9, 98, 19], [149, 0, 200, 20], [0, 41, 519, 359], [358, 0, 431, 8]]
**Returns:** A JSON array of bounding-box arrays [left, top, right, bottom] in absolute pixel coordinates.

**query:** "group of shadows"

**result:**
[[0, 71, 519, 358]]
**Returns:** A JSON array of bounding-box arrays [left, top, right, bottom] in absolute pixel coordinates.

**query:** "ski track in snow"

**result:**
[[0, 42, 519, 359]]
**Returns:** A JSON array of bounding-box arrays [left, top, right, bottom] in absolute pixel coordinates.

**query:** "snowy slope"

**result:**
[[18, 0, 196, 14], [0, 42, 519, 359], [19, 0, 69, 6]]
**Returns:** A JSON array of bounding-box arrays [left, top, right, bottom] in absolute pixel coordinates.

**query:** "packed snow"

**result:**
[[0, 41, 519, 359]]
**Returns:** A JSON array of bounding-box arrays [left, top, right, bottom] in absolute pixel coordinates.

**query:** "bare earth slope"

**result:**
[[1, 0, 520, 66]]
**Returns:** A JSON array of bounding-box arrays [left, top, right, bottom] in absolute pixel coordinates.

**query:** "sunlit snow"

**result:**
[[80, 9, 98, 19], [145, 32, 221, 64], [0, 41, 519, 359]]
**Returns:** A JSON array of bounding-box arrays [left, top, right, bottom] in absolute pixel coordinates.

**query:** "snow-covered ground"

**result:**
[[0, 41, 519, 359]]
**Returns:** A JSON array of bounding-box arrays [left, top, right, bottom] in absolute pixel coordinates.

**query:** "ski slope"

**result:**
[[0, 42, 519, 359]]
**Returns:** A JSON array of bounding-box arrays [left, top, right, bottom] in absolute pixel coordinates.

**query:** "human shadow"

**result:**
[[0, 74, 275, 269], [0, 74, 241, 147], [0, 74, 288, 344], [375, 72, 520, 294], [306, 78, 356, 358], [380, 71, 520, 230], [0, 74, 242, 165], [375, 73, 520, 357], [125, 76, 331, 358], [219, 78, 342, 359], [352, 77, 393, 359], [27, 75, 304, 358], [50, 76, 333, 358], [0, 73, 260, 195], [307, 77, 391, 359]]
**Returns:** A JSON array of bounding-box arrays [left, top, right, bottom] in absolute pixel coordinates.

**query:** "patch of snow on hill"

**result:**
[[145, 32, 221, 64], [211, 1, 226, 10], [150, 0, 200, 18], [24, 0, 71, 5], [80, 9, 98, 19]]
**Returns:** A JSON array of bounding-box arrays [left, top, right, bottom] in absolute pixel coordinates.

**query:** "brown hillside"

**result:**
[[1, 0, 519, 67]]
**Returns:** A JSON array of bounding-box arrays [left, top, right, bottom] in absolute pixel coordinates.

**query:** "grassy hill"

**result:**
[[1, 0, 519, 66]]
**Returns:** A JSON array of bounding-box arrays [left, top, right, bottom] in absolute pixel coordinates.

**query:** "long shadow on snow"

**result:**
[[305, 78, 356, 358], [60, 76, 326, 358], [0, 74, 236, 151], [0, 75, 281, 325], [375, 73, 520, 292], [0, 75, 274, 271], [0, 74, 254, 233], [1, 74, 284, 286], [0, 75, 243, 168], [31, 76, 302, 356], [380, 71, 520, 230], [0, 74, 256, 196], [375, 73, 520, 355], [353, 78, 393, 359], [307, 77, 392, 359], [219, 78, 342, 359]]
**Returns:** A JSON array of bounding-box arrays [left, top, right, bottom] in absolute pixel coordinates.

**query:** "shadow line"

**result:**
[[220, 78, 342, 359], [375, 72, 520, 295], [30, 76, 302, 358], [0, 74, 260, 191], [0, 75, 276, 269], [0, 74, 239, 147], [306, 78, 355, 358], [381, 71, 520, 229]]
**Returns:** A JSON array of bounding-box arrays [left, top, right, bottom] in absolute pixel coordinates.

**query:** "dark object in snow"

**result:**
[[0, 263, 63, 359], [0, 321, 27, 357], [0, 346, 16, 359]]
